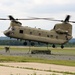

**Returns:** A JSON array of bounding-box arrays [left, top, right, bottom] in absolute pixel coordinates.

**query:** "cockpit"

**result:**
[[8, 20, 22, 30], [4, 20, 22, 37]]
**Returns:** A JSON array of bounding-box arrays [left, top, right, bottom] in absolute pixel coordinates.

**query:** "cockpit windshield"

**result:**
[[8, 21, 22, 30], [53, 25, 56, 29], [8, 25, 14, 30]]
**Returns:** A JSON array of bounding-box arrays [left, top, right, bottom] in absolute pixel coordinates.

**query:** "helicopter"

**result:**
[[1, 15, 74, 48]]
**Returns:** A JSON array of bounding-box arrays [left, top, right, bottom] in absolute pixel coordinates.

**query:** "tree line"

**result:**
[[0, 40, 75, 47]]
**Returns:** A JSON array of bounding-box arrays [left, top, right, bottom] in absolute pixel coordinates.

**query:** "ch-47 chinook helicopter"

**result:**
[[2, 15, 74, 48]]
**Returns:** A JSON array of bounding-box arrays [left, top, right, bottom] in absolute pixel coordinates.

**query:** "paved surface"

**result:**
[[0, 65, 53, 75], [0, 62, 75, 75]]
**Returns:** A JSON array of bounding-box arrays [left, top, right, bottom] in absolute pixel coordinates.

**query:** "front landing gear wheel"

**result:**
[[23, 42, 27, 46], [61, 45, 64, 49], [52, 44, 55, 48]]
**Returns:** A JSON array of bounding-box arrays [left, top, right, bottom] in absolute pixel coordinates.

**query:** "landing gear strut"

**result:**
[[28, 41, 35, 53]]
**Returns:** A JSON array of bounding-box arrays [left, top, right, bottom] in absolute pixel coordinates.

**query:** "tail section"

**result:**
[[54, 15, 72, 37], [54, 23, 72, 35]]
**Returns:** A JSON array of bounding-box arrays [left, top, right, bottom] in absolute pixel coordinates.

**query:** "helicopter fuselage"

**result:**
[[2, 15, 74, 48], [4, 24, 72, 45]]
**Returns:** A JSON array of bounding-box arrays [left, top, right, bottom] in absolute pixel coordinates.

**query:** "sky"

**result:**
[[0, 0, 75, 38]]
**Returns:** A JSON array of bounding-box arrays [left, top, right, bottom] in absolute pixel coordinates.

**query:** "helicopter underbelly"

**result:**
[[23, 34, 67, 44]]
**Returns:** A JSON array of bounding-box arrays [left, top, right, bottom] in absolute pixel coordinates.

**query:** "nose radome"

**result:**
[[4, 30, 7, 35], [4, 30, 10, 36]]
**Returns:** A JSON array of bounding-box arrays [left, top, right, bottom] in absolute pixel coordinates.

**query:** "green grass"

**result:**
[[51, 48, 75, 55], [0, 46, 75, 55], [0, 55, 75, 66]]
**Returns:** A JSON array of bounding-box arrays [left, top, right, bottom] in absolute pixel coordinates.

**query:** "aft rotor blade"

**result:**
[[15, 18, 41, 20], [69, 21, 75, 23], [46, 19, 63, 22], [64, 15, 70, 22]]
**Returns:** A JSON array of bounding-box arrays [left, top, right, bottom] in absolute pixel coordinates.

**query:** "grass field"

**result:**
[[0, 46, 75, 66], [0, 46, 75, 55], [0, 55, 75, 66]]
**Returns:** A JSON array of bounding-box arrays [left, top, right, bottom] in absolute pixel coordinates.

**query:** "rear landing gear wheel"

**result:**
[[31, 42, 35, 46]]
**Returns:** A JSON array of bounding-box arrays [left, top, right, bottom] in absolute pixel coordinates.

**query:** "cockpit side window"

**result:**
[[53, 25, 56, 29]]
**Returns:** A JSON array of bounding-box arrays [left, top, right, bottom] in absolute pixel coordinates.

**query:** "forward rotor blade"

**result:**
[[28, 17, 54, 20], [0, 15, 75, 24], [28, 17, 64, 22], [8, 15, 15, 20], [0, 18, 9, 20], [0, 18, 45, 20], [0, 18, 46, 20], [15, 18, 41, 20]]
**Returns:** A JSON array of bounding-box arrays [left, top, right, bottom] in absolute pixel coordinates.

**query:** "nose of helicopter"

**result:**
[[4, 30, 11, 36]]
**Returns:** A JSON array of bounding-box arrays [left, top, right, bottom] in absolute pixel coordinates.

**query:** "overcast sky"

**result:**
[[0, 0, 75, 38]]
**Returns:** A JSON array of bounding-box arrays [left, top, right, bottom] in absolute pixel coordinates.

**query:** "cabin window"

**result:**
[[30, 32, 32, 34], [19, 30, 23, 34], [12, 28, 15, 31], [50, 35, 53, 37], [56, 36, 58, 39], [39, 33, 41, 36], [47, 35, 49, 37]]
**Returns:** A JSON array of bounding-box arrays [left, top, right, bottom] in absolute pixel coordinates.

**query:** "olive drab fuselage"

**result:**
[[4, 21, 72, 45]]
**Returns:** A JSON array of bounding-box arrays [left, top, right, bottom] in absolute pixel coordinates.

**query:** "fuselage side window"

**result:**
[[50, 35, 53, 37], [47, 35, 49, 37], [30, 32, 32, 34], [39, 33, 41, 36], [56, 36, 58, 39], [19, 30, 23, 34]]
